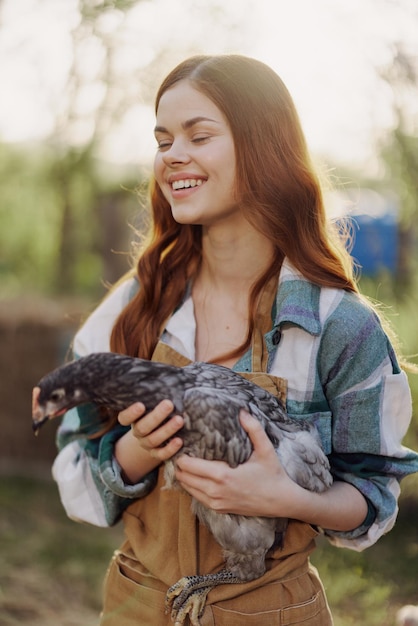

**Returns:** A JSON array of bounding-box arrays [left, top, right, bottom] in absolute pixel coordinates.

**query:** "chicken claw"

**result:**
[[165, 577, 210, 625], [165, 570, 242, 625]]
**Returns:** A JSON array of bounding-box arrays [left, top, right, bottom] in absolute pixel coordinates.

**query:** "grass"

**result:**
[[0, 475, 123, 626], [1, 474, 417, 626], [312, 477, 418, 625]]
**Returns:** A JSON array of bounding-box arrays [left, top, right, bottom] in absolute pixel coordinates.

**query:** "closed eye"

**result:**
[[191, 135, 211, 144], [156, 140, 172, 151], [156, 136, 210, 150]]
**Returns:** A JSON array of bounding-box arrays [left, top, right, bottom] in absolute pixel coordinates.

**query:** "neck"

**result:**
[[191, 222, 277, 365], [197, 221, 275, 295]]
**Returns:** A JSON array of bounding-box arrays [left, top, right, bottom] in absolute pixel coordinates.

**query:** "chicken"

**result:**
[[32, 351, 332, 626]]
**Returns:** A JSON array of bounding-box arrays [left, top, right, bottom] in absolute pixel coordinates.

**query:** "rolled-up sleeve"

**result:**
[[53, 405, 158, 526], [51, 277, 159, 527], [319, 297, 418, 550]]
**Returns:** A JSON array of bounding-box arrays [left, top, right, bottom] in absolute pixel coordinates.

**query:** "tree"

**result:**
[[0, 0, 253, 296], [379, 43, 418, 293]]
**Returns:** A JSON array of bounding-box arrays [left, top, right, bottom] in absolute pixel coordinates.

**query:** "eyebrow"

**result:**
[[154, 116, 220, 134]]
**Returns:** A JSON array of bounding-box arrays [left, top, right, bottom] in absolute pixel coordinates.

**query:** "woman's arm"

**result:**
[[264, 286, 418, 550], [175, 411, 368, 532]]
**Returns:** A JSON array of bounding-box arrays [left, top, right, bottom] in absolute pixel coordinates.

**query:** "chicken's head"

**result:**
[[32, 380, 88, 435]]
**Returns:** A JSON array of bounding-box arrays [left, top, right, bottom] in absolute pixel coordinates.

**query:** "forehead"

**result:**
[[156, 80, 227, 125]]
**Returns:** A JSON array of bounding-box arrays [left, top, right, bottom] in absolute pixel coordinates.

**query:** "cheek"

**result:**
[[224, 165, 237, 201], [219, 145, 237, 197]]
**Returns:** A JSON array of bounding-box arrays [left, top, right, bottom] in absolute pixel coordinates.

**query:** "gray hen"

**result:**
[[32, 351, 332, 626]]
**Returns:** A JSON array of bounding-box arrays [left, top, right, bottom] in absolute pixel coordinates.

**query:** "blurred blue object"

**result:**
[[349, 211, 398, 275], [327, 188, 398, 276]]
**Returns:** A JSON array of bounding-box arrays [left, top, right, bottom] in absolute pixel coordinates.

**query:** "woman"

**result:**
[[52, 55, 418, 625]]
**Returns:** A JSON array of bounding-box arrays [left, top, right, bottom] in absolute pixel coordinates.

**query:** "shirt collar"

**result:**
[[163, 296, 196, 359], [273, 259, 322, 336], [164, 258, 322, 358]]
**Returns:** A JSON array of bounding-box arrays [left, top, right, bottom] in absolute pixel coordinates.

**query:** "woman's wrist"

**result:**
[[285, 480, 369, 532], [114, 429, 161, 485]]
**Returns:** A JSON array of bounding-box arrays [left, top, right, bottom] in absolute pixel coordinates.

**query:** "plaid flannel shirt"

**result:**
[[52, 260, 418, 551]]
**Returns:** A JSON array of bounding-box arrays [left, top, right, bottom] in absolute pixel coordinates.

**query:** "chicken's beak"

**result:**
[[32, 387, 50, 436], [32, 415, 50, 435]]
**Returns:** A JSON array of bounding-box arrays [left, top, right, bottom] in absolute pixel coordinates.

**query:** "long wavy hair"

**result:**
[[110, 54, 357, 361]]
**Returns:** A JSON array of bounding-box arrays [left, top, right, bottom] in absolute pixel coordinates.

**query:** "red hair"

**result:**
[[110, 55, 356, 360]]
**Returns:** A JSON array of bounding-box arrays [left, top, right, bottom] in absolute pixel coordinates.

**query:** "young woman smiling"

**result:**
[[52, 55, 418, 625]]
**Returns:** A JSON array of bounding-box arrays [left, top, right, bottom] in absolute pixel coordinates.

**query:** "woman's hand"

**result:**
[[118, 400, 184, 461], [174, 411, 297, 518], [175, 412, 369, 531], [115, 400, 184, 484]]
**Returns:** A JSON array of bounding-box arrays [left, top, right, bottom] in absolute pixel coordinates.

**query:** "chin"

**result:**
[[171, 208, 203, 225]]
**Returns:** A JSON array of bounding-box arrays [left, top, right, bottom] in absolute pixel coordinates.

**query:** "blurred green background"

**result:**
[[0, 1, 417, 625]]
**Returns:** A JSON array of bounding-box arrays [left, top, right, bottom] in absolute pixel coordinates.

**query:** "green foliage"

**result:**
[[0, 145, 59, 293], [0, 142, 143, 298]]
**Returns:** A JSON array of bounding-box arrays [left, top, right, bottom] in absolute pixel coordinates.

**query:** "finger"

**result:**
[[175, 459, 211, 494], [134, 414, 184, 449], [176, 454, 222, 476], [151, 436, 184, 461], [239, 411, 273, 454], [175, 456, 230, 491], [118, 402, 146, 426], [132, 399, 175, 437], [175, 455, 202, 481]]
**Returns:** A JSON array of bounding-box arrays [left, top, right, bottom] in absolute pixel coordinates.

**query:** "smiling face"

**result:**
[[153, 80, 239, 228]]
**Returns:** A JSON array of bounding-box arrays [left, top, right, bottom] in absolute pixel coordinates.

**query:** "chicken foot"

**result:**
[[165, 570, 242, 626]]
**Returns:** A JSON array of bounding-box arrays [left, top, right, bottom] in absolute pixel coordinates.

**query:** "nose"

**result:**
[[162, 139, 191, 166]]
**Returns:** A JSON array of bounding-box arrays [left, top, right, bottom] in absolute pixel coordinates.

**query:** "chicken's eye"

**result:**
[[50, 388, 66, 402]]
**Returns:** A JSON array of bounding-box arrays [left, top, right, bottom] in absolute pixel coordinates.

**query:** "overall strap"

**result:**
[[151, 341, 192, 367], [251, 275, 279, 372]]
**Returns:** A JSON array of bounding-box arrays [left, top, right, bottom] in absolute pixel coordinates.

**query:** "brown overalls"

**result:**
[[100, 282, 333, 625]]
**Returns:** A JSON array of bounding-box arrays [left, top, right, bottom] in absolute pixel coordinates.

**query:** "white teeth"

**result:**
[[171, 179, 203, 190]]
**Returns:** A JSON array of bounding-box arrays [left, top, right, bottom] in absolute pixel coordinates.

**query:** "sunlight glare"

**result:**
[[0, 0, 416, 170]]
